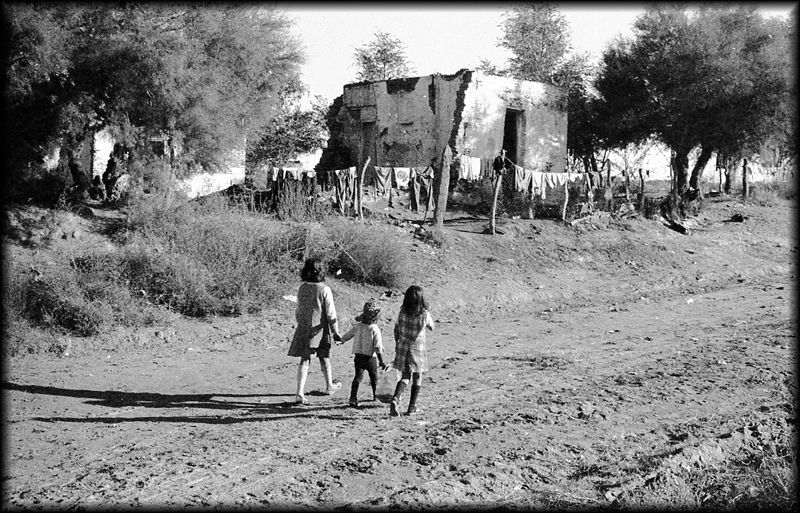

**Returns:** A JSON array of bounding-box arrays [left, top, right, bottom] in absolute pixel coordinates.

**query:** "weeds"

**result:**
[[5, 188, 409, 339], [419, 226, 448, 248], [324, 217, 407, 288]]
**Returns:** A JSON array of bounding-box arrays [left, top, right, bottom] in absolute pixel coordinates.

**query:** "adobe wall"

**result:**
[[457, 72, 567, 172], [341, 74, 459, 168], [339, 69, 567, 173]]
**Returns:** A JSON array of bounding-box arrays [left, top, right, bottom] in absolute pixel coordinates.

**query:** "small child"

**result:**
[[389, 285, 435, 416], [339, 299, 388, 408]]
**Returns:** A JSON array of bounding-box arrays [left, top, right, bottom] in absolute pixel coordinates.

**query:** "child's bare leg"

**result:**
[[390, 370, 411, 417], [295, 358, 310, 402], [407, 372, 422, 415], [320, 357, 340, 393]]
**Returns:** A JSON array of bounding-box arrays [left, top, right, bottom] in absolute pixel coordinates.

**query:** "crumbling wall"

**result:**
[[339, 71, 473, 169], [334, 69, 567, 176]]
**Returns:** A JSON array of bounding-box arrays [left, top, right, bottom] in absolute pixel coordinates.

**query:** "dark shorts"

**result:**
[[312, 339, 331, 359]]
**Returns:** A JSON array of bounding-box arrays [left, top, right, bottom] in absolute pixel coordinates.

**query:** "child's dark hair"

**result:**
[[300, 258, 325, 283], [400, 285, 427, 317]]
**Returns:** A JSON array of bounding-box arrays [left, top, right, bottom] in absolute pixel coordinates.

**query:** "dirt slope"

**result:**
[[2, 196, 796, 509]]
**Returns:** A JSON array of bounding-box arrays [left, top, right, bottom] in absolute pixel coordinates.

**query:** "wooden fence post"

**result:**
[[561, 174, 569, 221], [434, 146, 452, 229], [358, 156, 370, 220], [489, 174, 502, 235]]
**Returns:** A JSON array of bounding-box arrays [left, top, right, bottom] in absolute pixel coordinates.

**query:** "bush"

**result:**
[[324, 218, 407, 287], [20, 274, 106, 336], [420, 226, 448, 247], [119, 196, 319, 314], [275, 180, 332, 222], [748, 180, 795, 206], [118, 244, 223, 316]]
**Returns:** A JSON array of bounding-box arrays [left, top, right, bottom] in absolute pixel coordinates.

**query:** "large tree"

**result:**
[[3, 3, 304, 191], [594, 6, 793, 197], [500, 4, 571, 83], [353, 30, 414, 81], [246, 80, 328, 168], [498, 5, 600, 171]]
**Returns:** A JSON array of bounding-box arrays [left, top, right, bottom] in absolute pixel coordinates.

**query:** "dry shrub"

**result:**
[[118, 244, 224, 316], [20, 273, 106, 336], [275, 180, 331, 222], [324, 218, 407, 288], [420, 226, 448, 248], [748, 180, 796, 207]]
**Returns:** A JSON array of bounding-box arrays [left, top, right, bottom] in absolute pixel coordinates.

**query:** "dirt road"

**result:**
[[2, 197, 796, 509]]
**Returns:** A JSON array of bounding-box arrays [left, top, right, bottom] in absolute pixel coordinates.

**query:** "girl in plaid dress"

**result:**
[[389, 285, 435, 416]]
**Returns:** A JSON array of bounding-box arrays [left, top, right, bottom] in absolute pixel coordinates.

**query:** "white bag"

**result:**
[[375, 367, 400, 403]]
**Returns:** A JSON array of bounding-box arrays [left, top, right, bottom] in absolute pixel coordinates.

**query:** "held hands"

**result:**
[[333, 333, 343, 345]]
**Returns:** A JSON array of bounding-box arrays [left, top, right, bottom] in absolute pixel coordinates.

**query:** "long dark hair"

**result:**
[[400, 285, 427, 317], [300, 258, 325, 283]]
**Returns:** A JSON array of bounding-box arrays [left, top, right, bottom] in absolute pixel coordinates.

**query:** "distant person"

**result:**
[[340, 299, 388, 408], [287, 258, 343, 405], [88, 175, 106, 201], [388, 285, 435, 416], [103, 143, 126, 200], [492, 149, 512, 177]]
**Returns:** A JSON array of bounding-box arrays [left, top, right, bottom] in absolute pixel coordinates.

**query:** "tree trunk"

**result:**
[[433, 146, 452, 229], [722, 153, 737, 195], [638, 168, 645, 212], [688, 146, 714, 190], [742, 158, 749, 201], [671, 147, 690, 195]]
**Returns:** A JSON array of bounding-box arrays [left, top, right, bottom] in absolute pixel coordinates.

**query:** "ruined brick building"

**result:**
[[318, 68, 567, 179]]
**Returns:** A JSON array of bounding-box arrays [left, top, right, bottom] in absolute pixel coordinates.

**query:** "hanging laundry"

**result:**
[[458, 155, 481, 181], [480, 158, 494, 180], [373, 166, 392, 194], [458, 155, 470, 180], [333, 167, 356, 213], [531, 171, 544, 199], [409, 166, 435, 212], [393, 167, 411, 189], [513, 165, 532, 192], [284, 167, 302, 180]]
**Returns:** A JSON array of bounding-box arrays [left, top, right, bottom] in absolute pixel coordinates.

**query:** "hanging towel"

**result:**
[[458, 155, 481, 181], [333, 167, 356, 213], [458, 155, 471, 180], [531, 171, 544, 199], [513, 165, 532, 192], [410, 166, 435, 212], [373, 166, 392, 194], [393, 167, 411, 189]]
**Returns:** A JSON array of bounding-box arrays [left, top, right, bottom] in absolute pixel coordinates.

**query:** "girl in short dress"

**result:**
[[287, 258, 342, 404], [389, 285, 435, 416]]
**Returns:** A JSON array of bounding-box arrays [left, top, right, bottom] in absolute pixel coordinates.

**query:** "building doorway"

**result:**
[[502, 108, 525, 165]]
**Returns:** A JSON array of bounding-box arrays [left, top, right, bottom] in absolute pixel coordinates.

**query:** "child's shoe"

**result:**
[[389, 400, 400, 417], [349, 399, 359, 408]]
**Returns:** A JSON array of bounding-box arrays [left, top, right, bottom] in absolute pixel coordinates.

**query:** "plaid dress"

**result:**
[[392, 309, 434, 373]]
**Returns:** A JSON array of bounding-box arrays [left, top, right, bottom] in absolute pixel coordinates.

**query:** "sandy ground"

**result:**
[[2, 195, 796, 509]]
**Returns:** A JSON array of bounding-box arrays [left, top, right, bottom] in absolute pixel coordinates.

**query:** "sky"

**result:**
[[278, 3, 796, 105]]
